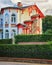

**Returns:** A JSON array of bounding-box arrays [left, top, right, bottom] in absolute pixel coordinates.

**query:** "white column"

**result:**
[[3, 14, 5, 39], [9, 13, 11, 39], [15, 28, 17, 35], [16, 13, 18, 35], [3, 29, 5, 39]]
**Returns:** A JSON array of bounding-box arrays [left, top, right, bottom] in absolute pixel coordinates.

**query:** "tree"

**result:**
[[42, 15, 52, 34], [44, 29, 52, 34]]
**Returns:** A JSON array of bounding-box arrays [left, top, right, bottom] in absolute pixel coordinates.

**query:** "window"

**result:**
[[32, 10, 36, 14], [31, 10, 36, 16], [5, 13, 9, 24], [11, 14, 16, 23], [5, 30, 9, 39], [0, 19, 3, 27], [0, 18, 2, 21]]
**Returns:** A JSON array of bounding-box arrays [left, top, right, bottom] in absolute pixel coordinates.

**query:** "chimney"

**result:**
[[17, 2, 22, 7]]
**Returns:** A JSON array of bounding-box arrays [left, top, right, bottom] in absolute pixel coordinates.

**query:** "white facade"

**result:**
[[0, 9, 18, 39]]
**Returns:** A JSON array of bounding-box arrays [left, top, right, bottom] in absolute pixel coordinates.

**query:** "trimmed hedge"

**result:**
[[0, 44, 52, 59], [15, 35, 52, 43], [0, 39, 12, 44]]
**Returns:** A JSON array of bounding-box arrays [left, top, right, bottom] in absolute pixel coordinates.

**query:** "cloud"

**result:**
[[0, 0, 13, 9], [0, 0, 52, 15], [0, 0, 13, 4], [36, 0, 52, 15], [21, 0, 52, 15]]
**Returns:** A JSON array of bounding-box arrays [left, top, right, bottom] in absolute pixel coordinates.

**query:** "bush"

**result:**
[[0, 39, 12, 44], [0, 44, 52, 59], [15, 35, 52, 43]]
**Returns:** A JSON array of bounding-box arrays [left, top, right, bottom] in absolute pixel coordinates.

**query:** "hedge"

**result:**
[[0, 39, 12, 44], [0, 44, 52, 59], [15, 35, 52, 43]]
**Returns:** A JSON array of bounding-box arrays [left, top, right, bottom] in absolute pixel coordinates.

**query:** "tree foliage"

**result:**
[[42, 15, 52, 34]]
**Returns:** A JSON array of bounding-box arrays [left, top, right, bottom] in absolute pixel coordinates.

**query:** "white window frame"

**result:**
[[11, 14, 16, 24], [5, 13, 9, 24], [5, 30, 9, 39]]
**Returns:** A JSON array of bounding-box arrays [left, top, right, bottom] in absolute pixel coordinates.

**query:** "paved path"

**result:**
[[18, 42, 46, 45], [0, 57, 52, 64], [0, 62, 52, 65]]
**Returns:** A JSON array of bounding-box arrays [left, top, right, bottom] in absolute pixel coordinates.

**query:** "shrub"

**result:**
[[0, 39, 12, 44], [15, 35, 52, 43], [0, 44, 52, 59]]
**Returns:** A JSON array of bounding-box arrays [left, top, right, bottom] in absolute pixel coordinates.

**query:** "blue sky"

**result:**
[[0, 0, 52, 15]]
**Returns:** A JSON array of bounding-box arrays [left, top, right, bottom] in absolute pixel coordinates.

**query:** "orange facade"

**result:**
[[16, 4, 44, 35]]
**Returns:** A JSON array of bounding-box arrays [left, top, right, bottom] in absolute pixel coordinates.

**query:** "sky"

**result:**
[[0, 0, 52, 15]]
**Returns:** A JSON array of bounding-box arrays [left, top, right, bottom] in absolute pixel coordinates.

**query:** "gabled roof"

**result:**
[[28, 4, 44, 18], [34, 5, 44, 18]]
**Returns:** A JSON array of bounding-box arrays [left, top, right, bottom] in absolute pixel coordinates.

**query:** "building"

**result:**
[[0, 2, 44, 39]]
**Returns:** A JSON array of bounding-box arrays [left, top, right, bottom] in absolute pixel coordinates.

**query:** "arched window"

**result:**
[[11, 14, 16, 23], [0, 19, 3, 27], [5, 13, 9, 24], [5, 30, 9, 39]]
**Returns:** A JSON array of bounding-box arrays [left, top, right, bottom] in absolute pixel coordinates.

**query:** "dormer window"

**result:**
[[11, 14, 16, 24]]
